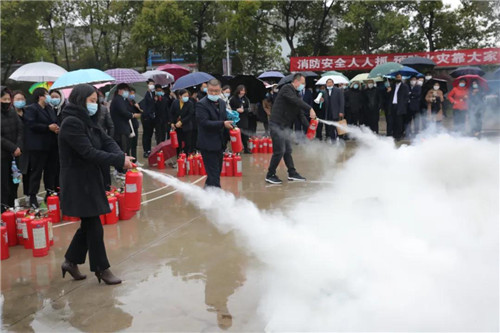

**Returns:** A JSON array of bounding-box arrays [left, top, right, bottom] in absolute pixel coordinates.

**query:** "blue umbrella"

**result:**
[[51, 68, 115, 90], [384, 66, 421, 78], [258, 71, 284, 79], [172, 72, 214, 91]]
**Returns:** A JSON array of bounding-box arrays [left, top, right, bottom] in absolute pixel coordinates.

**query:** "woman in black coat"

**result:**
[[170, 89, 195, 154], [59, 84, 134, 285], [229, 85, 251, 153]]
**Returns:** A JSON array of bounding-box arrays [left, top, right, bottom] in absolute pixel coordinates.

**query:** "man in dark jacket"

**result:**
[[406, 76, 421, 138], [323, 78, 345, 141], [1, 89, 23, 210], [344, 81, 365, 126], [196, 79, 234, 188], [266, 73, 316, 184], [389, 74, 410, 140], [294, 86, 313, 137], [24, 88, 59, 208], [154, 84, 169, 143], [139, 79, 156, 158], [363, 79, 381, 133]]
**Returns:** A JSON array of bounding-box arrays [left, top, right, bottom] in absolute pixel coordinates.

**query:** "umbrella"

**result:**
[[278, 72, 317, 86], [156, 64, 190, 80], [322, 70, 343, 77], [29, 82, 53, 94], [300, 71, 319, 78], [172, 72, 214, 91], [401, 56, 436, 67], [229, 75, 267, 103], [384, 66, 422, 78], [423, 78, 449, 95], [258, 71, 284, 79], [368, 62, 403, 78], [106, 82, 148, 103], [142, 70, 175, 86], [210, 74, 232, 87], [453, 74, 488, 90], [9, 61, 67, 82], [315, 75, 349, 85], [350, 73, 383, 83], [60, 82, 110, 99], [105, 68, 145, 84], [450, 66, 485, 78], [51, 69, 115, 90]]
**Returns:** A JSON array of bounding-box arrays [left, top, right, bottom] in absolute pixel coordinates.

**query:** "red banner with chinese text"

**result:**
[[290, 48, 500, 72]]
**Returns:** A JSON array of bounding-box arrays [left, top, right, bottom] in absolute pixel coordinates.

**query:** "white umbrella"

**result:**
[[9, 61, 67, 82], [350, 73, 383, 83], [142, 70, 175, 86], [315, 75, 349, 85]]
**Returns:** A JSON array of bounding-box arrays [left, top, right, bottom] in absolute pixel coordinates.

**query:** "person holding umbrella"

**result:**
[[59, 84, 135, 285], [425, 81, 445, 126], [448, 78, 469, 133], [468, 79, 485, 137]]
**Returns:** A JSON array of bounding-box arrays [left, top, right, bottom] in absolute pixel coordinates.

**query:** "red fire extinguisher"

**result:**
[[187, 154, 195, 176], [124, 168, 143, 211], [225, 154, 234, 177], [1, 210, 17, 247], [199, 154, 207, 176], [1, 225, 9, 260], [28, 219, 49, 257], [249, 137, 254, 152], [156, 150, 165, 169], [233, 154, 242, 177], [170, 129, 179, 148], [47, 194, 61, 223], [258, 137, 264, 153], [306, 118, 319, 140], [192, 153, 200, 175], [267, 137, 273, 154], [62, 215, 80, 222], [21, 216, 34, 249], [105, 196, 118, 225], [229, 127, 243, 153], [44, 217, 54, 247], [252, 137, 258, 153], [16, 210, 28, 245], [177, 155, 186, 177], [262, 137, 269, 154], [221, 153, 227, 177]]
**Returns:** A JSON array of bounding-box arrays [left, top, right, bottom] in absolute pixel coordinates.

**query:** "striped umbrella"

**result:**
[[105, 68, 145, 84]]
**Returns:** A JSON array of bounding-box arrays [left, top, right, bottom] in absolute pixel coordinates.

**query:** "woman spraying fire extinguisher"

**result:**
[[59, 84, 135, 285]]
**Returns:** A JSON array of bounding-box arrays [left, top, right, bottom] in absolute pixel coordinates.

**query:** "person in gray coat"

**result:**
[[323, 78, 345, 141]]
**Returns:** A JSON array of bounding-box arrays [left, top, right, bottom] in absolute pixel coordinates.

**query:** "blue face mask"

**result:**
[[459, 82, 466, 87], [353, 84, 359, 89], [122, 91, 129, 99], [202, 87, 208, 93], [296, 83, 305, 92], [129, 94, 135, 100], [87, 103, 98, 116], [44, 95, 51, 104], [207, 94, 219, 102], [13, 101, 26, 109], [384, 82, 390, 88], [224, 92, 230, 98], [327, 86, 333, 90], [182, 96, 189, 103], [155, 91, 164, 97], [50, 98, 60, 106]]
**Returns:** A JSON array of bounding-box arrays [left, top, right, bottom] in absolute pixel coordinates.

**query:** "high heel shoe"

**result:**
[[61, 260, 87, 280], [95, 269, 122, 285]]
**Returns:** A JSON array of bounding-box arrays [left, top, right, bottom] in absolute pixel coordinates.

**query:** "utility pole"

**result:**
[[226, 38, 231, 76]]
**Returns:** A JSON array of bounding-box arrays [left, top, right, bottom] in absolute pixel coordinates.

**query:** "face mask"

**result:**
[[122, 91, 129, 99], [182, 96, 189, 103], [202, 87, 208, 93], [207, 94, 219, 102], [273, 88, 279, 93], [367, 83, 374, 89], [50, 98, 60, 106], [459, 82, 466, 88], [425, 75, 432, 80], [87, 102, 98, 116], [327, 86, 333, 90], [296, 83, 305, 92], [353, 84, 359, 89], [410, 80, 416, 86], [384, 82, 390, 88], [44, 95, 51, 104], [98, 96, 104, 103], [148, 84, 155, 91], [224, 92, 230, 98], [433, 85, 440, 90], [1, 102, 10, 112], [417, 80, 424, 86], [472, 83, 478, 89], [155, 91, 164, 97], [343, 85, 348, 90], [129, 94, 136, 100], [13, 100, 26, 109]]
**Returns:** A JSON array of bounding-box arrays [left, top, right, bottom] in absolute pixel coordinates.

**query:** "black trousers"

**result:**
[[177, 128, 194, 154], [453, 109, 467, 133], [391, 105, 404, 140], [142, 118, 156, 153], [325, 121, 338, 141], [128, 127, 138, 159], [155, 118, 167, 144], [28, 150, 58, 195], [1, 157, 17, 210], [268, 122, 296, 176], [65, 216, 110, 272], [201, 150, 223, 188], [385, 107, 393, 137]]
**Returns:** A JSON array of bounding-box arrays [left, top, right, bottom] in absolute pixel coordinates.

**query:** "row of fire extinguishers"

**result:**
[[249, 137, 273, 154], [177, 152, 207, 177], [0, 165, 143, 261]]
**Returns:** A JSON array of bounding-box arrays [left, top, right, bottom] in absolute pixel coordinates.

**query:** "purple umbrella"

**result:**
[[258, 71, 285, 79], [105, 68, 145, 84]]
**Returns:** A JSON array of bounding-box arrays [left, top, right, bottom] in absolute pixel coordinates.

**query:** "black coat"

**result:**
[[24, 102, 58, 151], [58, 103, 125, 217], [110, 94, 133, 136], [155, 96, 170, 121], [389, 82, 410, 115], [363, 87, 381, 126], [196, 96, 227, 152], [1, 106, 23, 159], [323, 87, 345, 120], [408, 85, 422, 113], [96, 104, 115, 137], [170, 99, 195, 132], [229, 95, 251, 129], [139, 91, 156, 120], [127, 100, 140, 131], [269, 84, 310, 128], [345, 88, 365, 115]]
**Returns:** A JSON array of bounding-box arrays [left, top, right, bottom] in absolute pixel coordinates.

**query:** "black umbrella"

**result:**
[[401, 56, 436, 67], [210, 73, 232, 87], [423, 78, 449, 96], [228, 75, 267, 103], [278, 71, 319, 86], [450, 66, 485, 78]]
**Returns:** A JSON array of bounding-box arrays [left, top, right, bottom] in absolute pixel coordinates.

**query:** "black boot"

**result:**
[[29, 195, 39, 209]]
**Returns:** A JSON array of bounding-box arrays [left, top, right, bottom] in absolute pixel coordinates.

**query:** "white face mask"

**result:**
[[433, 85, 440, 90], [425, 75, 432, 81], [410, 80, 416, 86], [148, 84, 155, 91], [367, 83, 374, 89], [417, 80, 424, 86]]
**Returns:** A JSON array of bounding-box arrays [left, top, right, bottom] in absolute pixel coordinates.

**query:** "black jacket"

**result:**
[[229, 95, 251, 129], [170, 99, 195, 132], [127, 100, 140, 131], [110, 94, 133, 136], [389, 82, 410, 115], [345, 88, 365, 115], [155, 95, 170, 121], [1, 106, 23, 159], [269, 84, 310, 128], [196, 96, 227, 152], [323, 87, 345, 120], [24, 102, 58, 151], [96, 104, 115, 137], [139, 91, 156, 120], [59, 103, 125, 217], [363, 87, 380, 112], [408, 85, 422, 112]]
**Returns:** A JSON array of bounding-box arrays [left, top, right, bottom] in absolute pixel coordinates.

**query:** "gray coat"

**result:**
[[323, 87, 345, 120]]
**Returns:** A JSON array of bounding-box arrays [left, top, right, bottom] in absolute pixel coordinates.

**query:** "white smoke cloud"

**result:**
[[139, 127, 499, 331]]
